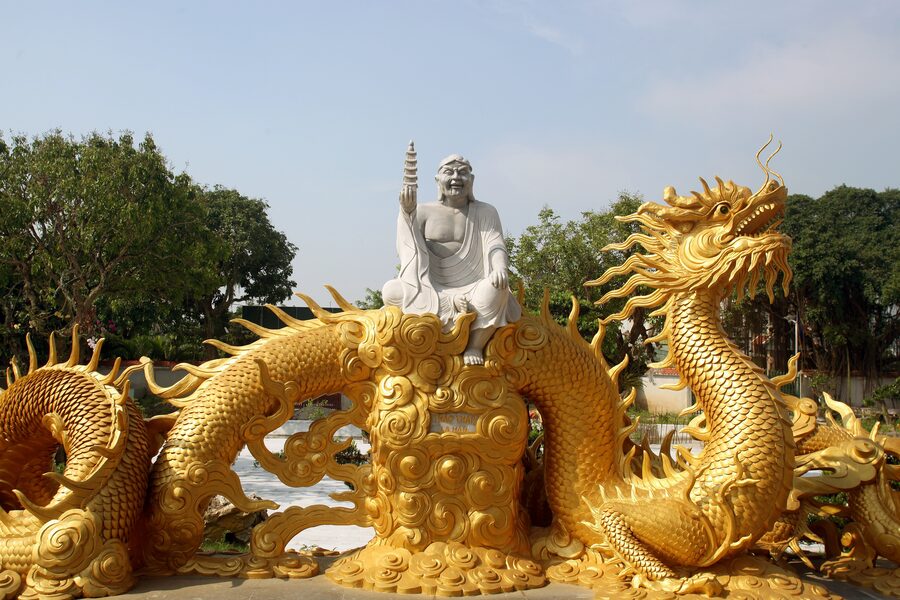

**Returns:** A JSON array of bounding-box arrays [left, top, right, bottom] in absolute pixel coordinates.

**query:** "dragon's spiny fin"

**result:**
[[823, 392, 862, 433], [264, 304, 318, 331], [771, 353, 800, 390], [117, 379, 131, 407], [254, 359, 300, 418], [618, 387, 637, 412], [566, 296, 581, 339], [204, 338, 254, 356], [324, 285, 360, 312], [294, 292, 339, 322], [231, 318, 285, 339], [173, 362, 224, 380], [640, 444, 656, 482], [540, 288, 552, 323], [98, 357, 123, 386], [14, 489, 64, 521], [10, 358, 21, 382], [660, 452, 678, 478], [675, 444, 698, 469], [85, 338, 104, 372], [648, 347, 675, 369], [45, 332, 58, 367], [660, 428, 676, 462], [615, 402, 639, 458], [608, 355, 629, 389], [5, 367, 11, 387], [112, 363, 143, 390], [600, 289, 668, 324], [141, 357, 203, 399], [682, 414, 709, 442], [789, 539, 815, 570], [590, 320, 605, 352], [621, 443, 637, 480], [590, 321, 609, 369], [26, 333, 38, 374], [44, 471, 94, 493], [679, 402, 701, 417], [14, 481, 90, 522], [64, 324, 81, 367], [660, 376, 688, 391]]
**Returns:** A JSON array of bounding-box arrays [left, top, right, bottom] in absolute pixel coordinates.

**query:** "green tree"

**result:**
[[0, 131, 211, 349], [357, 288, 384, 310], [508, 193, 652, 382], [782, 186, 900, 378], [192, 187, 297, 356]]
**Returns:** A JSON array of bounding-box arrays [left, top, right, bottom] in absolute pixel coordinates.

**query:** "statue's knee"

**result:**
[[382, 280, 403, 307], [470, 279, 504, 312]]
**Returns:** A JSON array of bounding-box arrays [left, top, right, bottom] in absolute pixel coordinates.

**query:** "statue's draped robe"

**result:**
[[391, 200, 521, 331]]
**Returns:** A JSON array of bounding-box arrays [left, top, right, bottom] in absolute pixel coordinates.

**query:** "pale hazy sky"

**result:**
[[4, 1, 899, 306]]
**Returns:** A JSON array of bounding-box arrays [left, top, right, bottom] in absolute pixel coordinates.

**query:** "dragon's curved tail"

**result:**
[[0, 330, 152, 599]]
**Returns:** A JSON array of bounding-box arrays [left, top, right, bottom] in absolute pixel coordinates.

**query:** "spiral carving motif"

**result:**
[[328, 542, 546, 595], [0, 570, 21, 599], [318, 307, 538, 594], [34, 510, 101, 575], [78, 539, 133, 597]]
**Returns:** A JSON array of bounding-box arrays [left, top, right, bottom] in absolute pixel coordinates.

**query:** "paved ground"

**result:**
[[119, 566, 889, 600]]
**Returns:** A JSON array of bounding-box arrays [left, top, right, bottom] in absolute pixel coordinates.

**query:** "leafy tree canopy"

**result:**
[[783, 186, 899, 375], [0, 131, 297, 362]]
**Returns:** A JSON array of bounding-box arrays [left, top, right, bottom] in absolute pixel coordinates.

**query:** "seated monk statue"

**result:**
[[382, 153, 521, 365]]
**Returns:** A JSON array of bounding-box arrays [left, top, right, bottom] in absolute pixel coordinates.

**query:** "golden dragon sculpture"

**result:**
[[0, 331, 152, 599], [0, 144, 897, 599]]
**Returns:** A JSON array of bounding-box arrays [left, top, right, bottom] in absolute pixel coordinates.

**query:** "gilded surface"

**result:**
[[0, 144, 897, 599], [0, 329, 152, 599]]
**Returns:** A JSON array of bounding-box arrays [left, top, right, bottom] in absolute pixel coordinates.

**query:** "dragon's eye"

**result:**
[[717, 205, 730, 215]]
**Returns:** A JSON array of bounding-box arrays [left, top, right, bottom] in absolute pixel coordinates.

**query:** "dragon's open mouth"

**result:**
[[733, 202, 784, 237]]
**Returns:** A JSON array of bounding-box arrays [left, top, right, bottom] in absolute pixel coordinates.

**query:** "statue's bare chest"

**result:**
[[420, 205, 469, 256]]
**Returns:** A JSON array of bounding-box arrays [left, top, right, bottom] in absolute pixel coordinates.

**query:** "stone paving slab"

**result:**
[[119, 564, 889, 600]]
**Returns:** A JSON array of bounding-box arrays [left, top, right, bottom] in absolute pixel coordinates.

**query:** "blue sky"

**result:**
[[3, 1, 899, 306]]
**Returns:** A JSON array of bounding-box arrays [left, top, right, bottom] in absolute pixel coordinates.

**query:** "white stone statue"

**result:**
[[382, 144, 521, 365]]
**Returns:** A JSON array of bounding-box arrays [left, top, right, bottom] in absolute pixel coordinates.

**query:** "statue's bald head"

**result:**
[[435, 154, 475, 204]]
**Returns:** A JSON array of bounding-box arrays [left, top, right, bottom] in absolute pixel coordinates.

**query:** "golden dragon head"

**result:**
[[589, 139, 792, 323]]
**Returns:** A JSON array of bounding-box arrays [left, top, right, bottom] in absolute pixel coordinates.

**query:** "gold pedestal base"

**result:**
[[327, 542, 546, 595]]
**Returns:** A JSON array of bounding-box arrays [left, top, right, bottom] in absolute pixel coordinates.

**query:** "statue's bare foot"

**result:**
[[463, 349, 485, 365]]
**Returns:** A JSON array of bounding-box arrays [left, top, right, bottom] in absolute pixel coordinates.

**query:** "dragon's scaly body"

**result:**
[[141, 318, 346, 573], [566, 151, 796, 583], [0, 334, 151, 599], [1, 146, 884, 598]]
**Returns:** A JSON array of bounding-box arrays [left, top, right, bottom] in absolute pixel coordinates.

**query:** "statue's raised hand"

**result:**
[[400, 185, 417, 214]]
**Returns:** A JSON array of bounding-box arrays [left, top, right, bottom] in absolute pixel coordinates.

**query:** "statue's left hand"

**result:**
[[490, 269, 508, 289]]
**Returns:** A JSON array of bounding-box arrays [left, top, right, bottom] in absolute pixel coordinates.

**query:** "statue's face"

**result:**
[[436, 161, 473, 203]]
